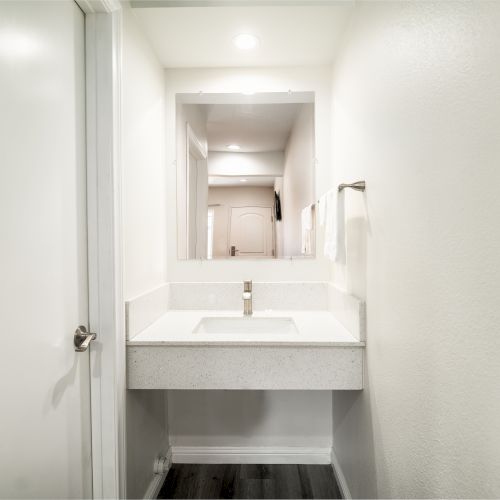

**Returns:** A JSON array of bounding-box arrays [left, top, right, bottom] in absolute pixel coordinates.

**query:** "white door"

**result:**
[[229, 206, 274, 257], [0, 1, 92, 498], [187, 152, 198, 258], [187, 151, 208, 259], [195, 159, 208, 258]]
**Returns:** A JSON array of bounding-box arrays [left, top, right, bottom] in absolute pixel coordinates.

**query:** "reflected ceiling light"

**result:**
[[226, 144, 241, 151], [233, 33, 259, 51], [240, 179, 248, 183]]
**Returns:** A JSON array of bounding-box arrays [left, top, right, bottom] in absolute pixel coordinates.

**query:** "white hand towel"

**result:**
[[301, 205, 313, 255], [335, 189, 346, 264], [318, 194, 328, 226], [323, 189, 346, 264], [323, 190, 336, 259]]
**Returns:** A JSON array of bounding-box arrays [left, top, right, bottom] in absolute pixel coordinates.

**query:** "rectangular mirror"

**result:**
[[176, 92, 316, 260]]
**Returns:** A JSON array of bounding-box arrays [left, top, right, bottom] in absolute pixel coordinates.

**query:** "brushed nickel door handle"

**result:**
[[74, 325, 96, 352]]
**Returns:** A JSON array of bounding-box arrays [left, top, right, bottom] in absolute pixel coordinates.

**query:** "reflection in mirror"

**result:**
[[177, 93, 315, 260]]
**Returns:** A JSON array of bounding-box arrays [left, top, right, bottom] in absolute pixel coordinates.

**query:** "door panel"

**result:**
[[187, 152, 197, 258], [230, 206, 273, 257], [195, 159, 208, 259], [0, 1, 91, 498], [187, 153, 208, 259]]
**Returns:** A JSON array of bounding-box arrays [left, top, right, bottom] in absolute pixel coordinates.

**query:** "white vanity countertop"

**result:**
[[127, 310, 365, 347]]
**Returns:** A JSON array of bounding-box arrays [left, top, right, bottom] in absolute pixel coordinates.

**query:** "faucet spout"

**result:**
[[243, 280, 253, 316]]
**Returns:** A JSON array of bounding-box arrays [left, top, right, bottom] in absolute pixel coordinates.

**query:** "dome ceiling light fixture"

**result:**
[[233, 33, 259, 51]]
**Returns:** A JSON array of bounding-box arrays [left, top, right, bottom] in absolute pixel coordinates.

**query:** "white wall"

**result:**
[[208, 151, 284, 177], [122, 4, 167, 300], [208, 186, 275, 257], [282, 103, 315, 256], [121, 5, 169, 497], [168, 391, 332, 449], [166, 66, 332, 281], [330, 2, 500, 498], [126, 391, 168, 499]]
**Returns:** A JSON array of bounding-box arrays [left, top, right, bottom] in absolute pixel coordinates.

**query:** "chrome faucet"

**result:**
[[242, 280, 253, 316]]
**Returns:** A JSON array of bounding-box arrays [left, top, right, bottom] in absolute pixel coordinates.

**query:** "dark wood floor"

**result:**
[[157, 464, 342, 499]]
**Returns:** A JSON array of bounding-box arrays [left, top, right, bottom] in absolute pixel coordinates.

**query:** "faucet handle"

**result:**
[[243, 280, 252, 292]]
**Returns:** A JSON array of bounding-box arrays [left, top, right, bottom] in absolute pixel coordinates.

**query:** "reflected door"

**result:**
[[187, 152, 198, 258], [187, 149, 208, 259], [229, 206, 274, 257]]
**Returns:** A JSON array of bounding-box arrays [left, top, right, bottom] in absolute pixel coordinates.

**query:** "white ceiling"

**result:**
[[209, 176, 276, 187], [203, 102, 300, 152], [131, 4, 354, 68]]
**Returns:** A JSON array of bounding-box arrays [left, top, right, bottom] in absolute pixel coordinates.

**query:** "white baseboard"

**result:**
[[330, 448, 352, 499], [143, 473, 165, 500], [171, 446, 332, 465], [143, 449, 172, 500], [157, 447, 347, 497]]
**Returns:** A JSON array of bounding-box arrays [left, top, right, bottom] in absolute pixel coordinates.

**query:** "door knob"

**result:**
[[74, 325, 96, 352]]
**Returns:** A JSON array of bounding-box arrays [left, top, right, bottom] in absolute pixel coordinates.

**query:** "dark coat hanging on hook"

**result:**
[[274, 191, 282, 221]]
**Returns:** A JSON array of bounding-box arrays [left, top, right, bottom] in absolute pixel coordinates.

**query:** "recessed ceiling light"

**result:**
[[233, 33, 259, 51], [240, 179, 248, 182], [227, 144, 241, 151]]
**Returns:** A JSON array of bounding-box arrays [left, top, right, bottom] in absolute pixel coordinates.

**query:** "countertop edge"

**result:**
[[126, 340, 366, 347]]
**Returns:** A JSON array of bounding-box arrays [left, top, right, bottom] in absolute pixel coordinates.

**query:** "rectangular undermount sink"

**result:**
[[193, 316, 299, 335]]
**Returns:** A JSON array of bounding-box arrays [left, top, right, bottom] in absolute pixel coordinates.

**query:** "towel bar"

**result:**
[[315, 181, 366, 206], [338, 181, 366, 192]]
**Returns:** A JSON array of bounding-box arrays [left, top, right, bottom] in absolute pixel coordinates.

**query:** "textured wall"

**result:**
[[330, 2, 500, 498]]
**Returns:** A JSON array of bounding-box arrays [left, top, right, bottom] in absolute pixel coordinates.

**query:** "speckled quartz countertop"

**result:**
[[126, 310, 365, 347]]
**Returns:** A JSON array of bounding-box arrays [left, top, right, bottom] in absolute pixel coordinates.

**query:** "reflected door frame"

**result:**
[[186, 123, 208, 258]]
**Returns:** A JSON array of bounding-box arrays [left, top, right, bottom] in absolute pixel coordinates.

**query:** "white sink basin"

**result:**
[[193, 316, 299, 335]]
